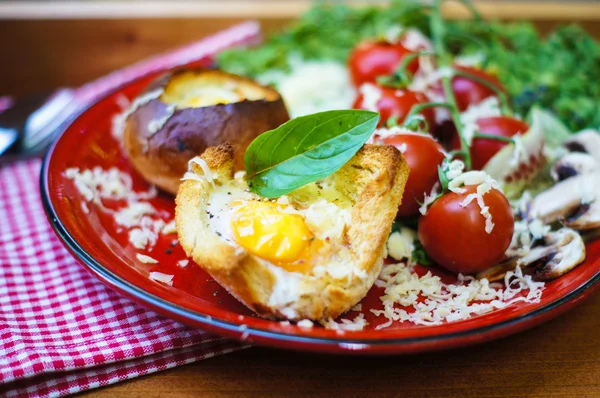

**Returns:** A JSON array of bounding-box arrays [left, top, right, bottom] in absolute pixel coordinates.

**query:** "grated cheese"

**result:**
[[371, 261, 544, 328], [187, 157, 215, 185], [445, 160, 465, 180], [136, 253, 159, 264], [419, 184, 440, 216], [400, 28, 433, 52], [148, 271, 174, 286], [65, 167, 168, 251], [297, 319, 314, 329], [369, 126, 416, 144], [459, 97, 501, 145], [129, 228, 155, 250], [387, 228, 416, 261], [358, 83, 382, 112], [177, 259, 189, 268], [258, 57, 355, 118], [114, 202, 156, 228], [322, 313, 367, 331], [528, 219, 551, 240], [450, 171, 501, 234], [161, 219, 177, 235]]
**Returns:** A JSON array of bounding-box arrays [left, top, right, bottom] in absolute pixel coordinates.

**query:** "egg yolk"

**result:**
[[231, 201, 316, 268]]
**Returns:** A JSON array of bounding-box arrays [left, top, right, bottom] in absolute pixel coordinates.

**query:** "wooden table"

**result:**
[[80, 293, 600, 397], [2, 3, 600, 396]]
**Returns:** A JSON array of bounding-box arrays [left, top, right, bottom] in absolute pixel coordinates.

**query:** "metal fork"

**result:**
[[0, 89, 76, 163]]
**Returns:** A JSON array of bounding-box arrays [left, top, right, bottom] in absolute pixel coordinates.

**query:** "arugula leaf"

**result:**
[[245, 110, 379, 198]]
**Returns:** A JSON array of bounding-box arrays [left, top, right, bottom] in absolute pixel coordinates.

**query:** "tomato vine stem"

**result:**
[[430, 0, 472, 169], [472, 133, 515, 144], [452, 68, 511, 115], [405, 102, 452, 120]]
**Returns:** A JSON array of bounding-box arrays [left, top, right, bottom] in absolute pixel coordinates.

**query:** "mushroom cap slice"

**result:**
[[530, 149, 600, 230], [563, 129, 600, 163], [529, 174, 592, 224], [476, 257, 518, 282], [478, 228, 586, 282], [563, 198, 600, 230], [551, 152, 600, 181], [519, 228, 586, 281]]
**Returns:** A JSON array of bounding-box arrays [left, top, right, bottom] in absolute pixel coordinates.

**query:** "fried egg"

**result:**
[[175, 144, 408, 321]]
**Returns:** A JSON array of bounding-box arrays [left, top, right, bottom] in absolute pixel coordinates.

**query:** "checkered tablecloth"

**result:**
[[0, 22, 260, 397]]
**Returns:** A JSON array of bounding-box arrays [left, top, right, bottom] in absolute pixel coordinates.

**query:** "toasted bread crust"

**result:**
[[175, 144, 409, 321], [124, 69, 290, 195]]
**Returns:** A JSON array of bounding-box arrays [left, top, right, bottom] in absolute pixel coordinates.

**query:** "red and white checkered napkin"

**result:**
[[0, 22, 261, 397]]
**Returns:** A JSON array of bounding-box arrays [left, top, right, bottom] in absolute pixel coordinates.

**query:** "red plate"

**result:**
[[42, 69, 600, 355]]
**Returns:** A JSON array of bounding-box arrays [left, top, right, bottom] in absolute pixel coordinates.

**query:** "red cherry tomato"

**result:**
[[349, 40, 420, 86], [450, 116, 530, 170], [353, 87, 435, 128], [418, 185, 514, 274], [470, 117, 530, 171], [382, 133, 446, 217], [450, 66, 505, 112]]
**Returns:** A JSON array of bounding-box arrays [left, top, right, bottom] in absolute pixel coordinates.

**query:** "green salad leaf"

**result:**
[[217, 0, 600, 133], [245, 110, 379, 198], [217, 1, 429, 77]]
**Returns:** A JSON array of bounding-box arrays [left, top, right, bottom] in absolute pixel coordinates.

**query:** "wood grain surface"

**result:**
[[3, 7, 600, 397], [81, 292, 600, 397], [1, 15, 600, 97]]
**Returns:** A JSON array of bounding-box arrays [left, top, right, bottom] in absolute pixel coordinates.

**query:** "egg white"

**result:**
[[202, 174, 366, 317]]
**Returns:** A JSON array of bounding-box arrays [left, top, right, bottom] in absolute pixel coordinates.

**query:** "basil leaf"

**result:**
[[245, 110, 379, 198]]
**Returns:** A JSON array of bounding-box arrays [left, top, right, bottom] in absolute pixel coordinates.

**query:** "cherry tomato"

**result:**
[[450, 66, 505, 112], [418, 185, 514, 274], [353, 86, 435, 128], [382, 133, 446, 217], [450, 116, 530, 170], [349, 40, 420, 86]]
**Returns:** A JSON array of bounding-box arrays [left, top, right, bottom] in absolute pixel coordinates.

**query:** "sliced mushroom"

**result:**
[[476, 257, 519, 282], [551, 152, 600, 181], [477, 228, 586, 282], [529, 176, 589, 224], [563, 197, 600, 230], [530, 151, 600, 230], [563, 129, 600, 164], [519, 228, 586, 280]]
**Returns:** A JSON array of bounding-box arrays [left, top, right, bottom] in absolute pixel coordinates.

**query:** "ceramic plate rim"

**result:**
[[40, 73, 600, 351]]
